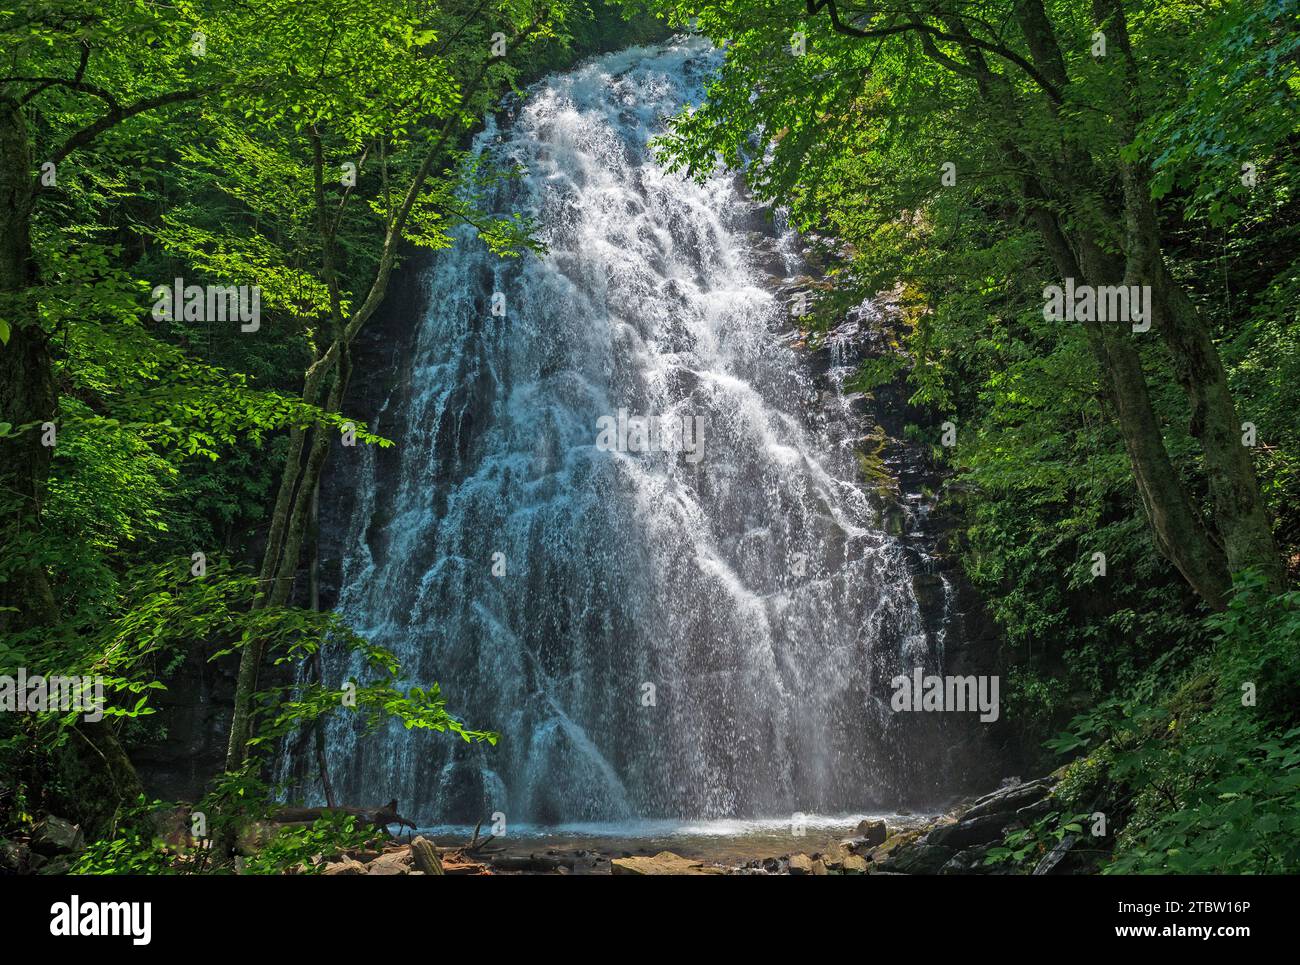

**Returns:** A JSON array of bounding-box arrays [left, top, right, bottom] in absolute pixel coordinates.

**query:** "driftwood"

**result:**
[[410, 836, 445, 876], [465, 818, 497, 853], [270, 798, 417, 834], [489, 853, 575, 872]]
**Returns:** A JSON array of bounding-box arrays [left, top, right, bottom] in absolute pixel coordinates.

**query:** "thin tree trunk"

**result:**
[[223, 363, 347, 772], [307, 476, 337, 807]]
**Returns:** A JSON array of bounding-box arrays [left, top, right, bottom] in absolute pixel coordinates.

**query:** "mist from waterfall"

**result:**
[[311, 37, 955, 829]]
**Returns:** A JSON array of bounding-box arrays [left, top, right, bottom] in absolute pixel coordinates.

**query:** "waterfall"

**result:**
[[312, 37, 960, 830]]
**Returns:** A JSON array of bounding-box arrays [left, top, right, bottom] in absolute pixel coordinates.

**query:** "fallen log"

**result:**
[[269, 798, 418, 833], [489, 853, 574, 873]]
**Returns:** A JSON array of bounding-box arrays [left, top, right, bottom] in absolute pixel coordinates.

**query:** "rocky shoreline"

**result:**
[[1, 771, 1082, 876], [308, 772, 1074, 876]]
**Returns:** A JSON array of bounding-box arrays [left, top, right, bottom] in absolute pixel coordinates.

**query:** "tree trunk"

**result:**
[[1041, 211, 1233, 606], [223, 362, 347, 772], [929, 27, 1234, 607], [1, 96, 145, 835], [0, 96, 52, 622], [1097, 0, 1284, 589]]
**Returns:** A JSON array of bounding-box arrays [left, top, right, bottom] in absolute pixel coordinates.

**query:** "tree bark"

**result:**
[[916, 11, 1235, 606], [1, 96, 145, 834], [1096, 0, 1284, 589]]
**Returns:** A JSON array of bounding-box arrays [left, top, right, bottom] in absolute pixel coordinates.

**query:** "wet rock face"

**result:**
[[132, 647, 238, 803], [302, 39, 1002, 824], [768, 234, 1006, 797]]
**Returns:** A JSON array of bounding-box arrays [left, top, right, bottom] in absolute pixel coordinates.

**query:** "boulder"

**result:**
[[854, 819, 888, 847], [30, 817, 84, 856], [841, 855, 868, 874], [36, 856, 75, 876], [811, 858, 829, 876], [815, 838, 847, 862], [0, 839, 28, 874], [1014, 797, 1054, 824], [963, 776, 1055, 822], [939, 845, 994, 875], [787, 853, 814, 875], [869, 830, 921, 863], [611, 851, 725, 875], [365, 863, 407, 876], [925, 813, 1009, 850]]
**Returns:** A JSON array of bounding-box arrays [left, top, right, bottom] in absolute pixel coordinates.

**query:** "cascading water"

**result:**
[[308, 37, 969, 829]]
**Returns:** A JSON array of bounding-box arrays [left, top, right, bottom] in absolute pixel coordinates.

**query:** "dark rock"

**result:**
[[854, 819, 888, 847], [878, 844, 954, 875], [939, 844, 994, 875], [882, 504, 908, 537], [911, 572, 945, 611], [1014, 797, 1054, 824], [968, 777, 1022, 807], [925, 813, 1009, 850], [30, 817, 84, 856], [1033, 834, 1079, 875], [963, 776, 1055, 822], [0, 839, 28, 874], [36, 856, 75, 876]]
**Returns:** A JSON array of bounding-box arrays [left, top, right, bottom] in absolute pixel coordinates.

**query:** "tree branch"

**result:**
[[805, 0, 1064, 104], [32, 85, 213, 199]]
